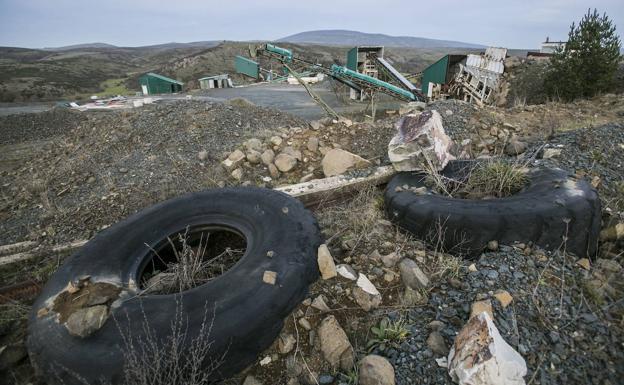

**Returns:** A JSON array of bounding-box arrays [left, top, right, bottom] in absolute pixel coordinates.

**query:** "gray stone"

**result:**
[[278, 333, 296, 354], [244, 138, 263, 152], [197, 150, 208, 161], [353, 286, 382, 311], [307, 137, 320, 152], [381, 252, 401, 268], [426, 331, 448, 355], [399, 258, 430, 289], [243, 375, 263, 385], [64, 305, 108, 338]]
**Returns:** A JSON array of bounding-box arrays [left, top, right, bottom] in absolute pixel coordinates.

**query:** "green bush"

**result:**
[[545, 9, 622, 101]]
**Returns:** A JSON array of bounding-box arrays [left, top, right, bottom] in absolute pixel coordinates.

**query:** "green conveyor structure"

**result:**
[[236, 43, 423, 102]]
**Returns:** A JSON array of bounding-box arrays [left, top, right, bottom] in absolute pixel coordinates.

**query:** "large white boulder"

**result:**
[[388, 110, 456, 172], [448, 312, 527, 385]]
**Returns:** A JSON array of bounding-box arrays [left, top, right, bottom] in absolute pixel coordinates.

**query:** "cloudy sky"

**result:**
[[0, 0, 622, 49]]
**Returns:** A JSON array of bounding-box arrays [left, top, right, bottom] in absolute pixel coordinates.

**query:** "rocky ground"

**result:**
[[1, 94, 623, 385]]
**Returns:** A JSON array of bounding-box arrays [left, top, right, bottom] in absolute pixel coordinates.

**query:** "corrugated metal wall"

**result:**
[[235, 56, 259, 79], [346, 48, 358, 71], [421, 55, 449, 97], [139, 75, 182, 95]]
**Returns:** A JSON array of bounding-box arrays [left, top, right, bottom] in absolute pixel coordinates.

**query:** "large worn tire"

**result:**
[[28, 188, 322, 385], [385, 161, 601, 257]]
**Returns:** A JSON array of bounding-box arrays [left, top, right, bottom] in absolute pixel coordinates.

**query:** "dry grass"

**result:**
[[142, 228, 245, 295], [117, 299, 227, 385], [463, 161, 528, 199], [426, 160, 528, 200], [315, 184, 383, 255]]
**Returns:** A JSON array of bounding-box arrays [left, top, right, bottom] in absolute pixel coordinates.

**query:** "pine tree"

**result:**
[[545, 9, 621, 100]]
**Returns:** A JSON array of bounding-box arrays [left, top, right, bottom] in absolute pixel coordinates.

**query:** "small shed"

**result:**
[[199, 74, 232, 89], [138, 73, 183, 95], [421, 55, 466, 98]]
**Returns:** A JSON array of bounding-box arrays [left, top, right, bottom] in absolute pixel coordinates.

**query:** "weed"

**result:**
[[338, 369, 359, 385], [366, 317, 410, 352], [462, 161, 528, 199]]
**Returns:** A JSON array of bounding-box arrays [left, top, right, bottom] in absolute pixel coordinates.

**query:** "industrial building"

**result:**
[[540, 37, 566, 54], [421, 55, 466, 98], [199, 74, 233, 89], [138, 73, 183, 95]]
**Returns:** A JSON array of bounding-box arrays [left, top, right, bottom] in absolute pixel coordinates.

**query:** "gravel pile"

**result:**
[[537, 123, 624, 208], [0, 100, 307, 246], [425, 99, 478, 142], [0, 108, 87, 145], [377, 246, 624, 385]]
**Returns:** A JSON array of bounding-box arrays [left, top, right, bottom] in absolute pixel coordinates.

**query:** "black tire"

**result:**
[[384, 160, 601, 257], [28, 188, 322, 385]]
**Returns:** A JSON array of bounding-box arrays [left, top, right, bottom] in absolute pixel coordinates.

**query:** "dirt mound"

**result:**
[[0, 100, 307, 245], [0, 108, 87, 145]]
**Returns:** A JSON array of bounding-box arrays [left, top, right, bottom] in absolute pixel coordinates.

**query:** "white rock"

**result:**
[[221, 149, 245, 171], [542, 148, 562, 159], [388, 111, 456, 172], [356, 273, 380, 296], [311, 295, 331, 312], [259, 356, 272, 366], [321, 148, 371, 177], [270, 136, 283, 146], [317, 244, 337, 280], [448, 312, 527, 385], [337, 264, 357, 280]]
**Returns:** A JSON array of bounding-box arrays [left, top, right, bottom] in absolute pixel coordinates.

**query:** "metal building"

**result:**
[[421, 55, 466, 98], [138, 73, 183, 95], [199, 74, 233, 89]]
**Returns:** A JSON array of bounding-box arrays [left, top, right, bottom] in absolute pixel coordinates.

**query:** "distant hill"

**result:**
[[277, 29, 485, 49], [43, 43, 118, 51]]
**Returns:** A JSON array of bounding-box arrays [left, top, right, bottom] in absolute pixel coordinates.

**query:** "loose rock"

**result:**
[[358, 354, 395, 385], [317, 315, 354, 371], [321, 148, 371, 177], [317, 244, 337, 280], [399, 258, 430, 289]]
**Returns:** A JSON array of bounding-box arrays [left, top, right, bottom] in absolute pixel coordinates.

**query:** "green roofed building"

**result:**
[[138, 73, 183, 95]]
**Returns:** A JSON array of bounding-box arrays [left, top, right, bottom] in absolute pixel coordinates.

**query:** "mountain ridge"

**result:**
[[277, 29, 486, 48]]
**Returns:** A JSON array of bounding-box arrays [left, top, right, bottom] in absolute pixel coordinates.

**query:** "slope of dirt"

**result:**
[[0, 100, 307, 246]]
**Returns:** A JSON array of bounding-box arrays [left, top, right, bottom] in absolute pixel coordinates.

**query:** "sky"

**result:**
[[0, 0, 622, 49]]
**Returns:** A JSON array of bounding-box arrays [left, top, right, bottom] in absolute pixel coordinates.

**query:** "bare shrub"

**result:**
[[117, 300, 227, 385], [142, 227, 245, 295]]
